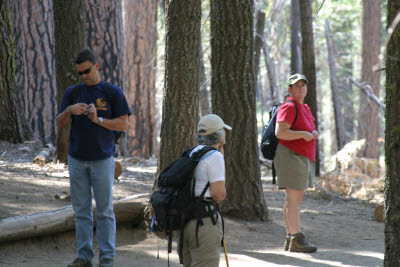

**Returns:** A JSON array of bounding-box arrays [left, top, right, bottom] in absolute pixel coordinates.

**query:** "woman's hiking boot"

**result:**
[[289, 233, 317, 253], [284, 235, 291, 251]]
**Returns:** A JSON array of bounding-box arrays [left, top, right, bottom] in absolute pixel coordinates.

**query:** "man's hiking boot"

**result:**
[[289, 233, 317, 253], [67, 258, 93, 267], [98, 258, 113, 267], [284, 235, 291, 251]]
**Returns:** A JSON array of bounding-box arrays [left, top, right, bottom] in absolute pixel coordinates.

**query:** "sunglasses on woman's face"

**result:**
[[77, 64, 95, 76]]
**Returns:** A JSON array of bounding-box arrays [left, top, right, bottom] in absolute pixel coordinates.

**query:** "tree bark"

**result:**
[[211, 0, 268, 221], [358, 0, 381, 159], [123, 0, 158, 158], [53, 0, 86, 163], [0, 196, 147, 243], [10, 0, 57, 144], [299, 0, 320, 176], [86, 0, 124, 87], [325, 20, 346, 151], [0, 1, 32, 143], [290, 0, 302, 74], [158, 0, 201, 172], [384, 1, 400, 264]]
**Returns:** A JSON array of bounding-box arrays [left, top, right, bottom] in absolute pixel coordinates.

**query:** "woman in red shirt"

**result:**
[[274, 74, 318, 253]]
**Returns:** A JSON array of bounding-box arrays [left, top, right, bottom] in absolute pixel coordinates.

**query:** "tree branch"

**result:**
[[375, 11, 400, 72], [347, 76, 385, 112]]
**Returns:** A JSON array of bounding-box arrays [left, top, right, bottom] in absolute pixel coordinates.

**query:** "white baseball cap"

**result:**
[[197, 114, 232, 136]]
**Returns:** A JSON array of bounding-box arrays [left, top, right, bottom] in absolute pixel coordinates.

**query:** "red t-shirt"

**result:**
[[276, 97, 316, 161]]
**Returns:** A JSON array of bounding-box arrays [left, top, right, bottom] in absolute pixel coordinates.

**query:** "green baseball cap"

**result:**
[[287, 74, 308, 86]]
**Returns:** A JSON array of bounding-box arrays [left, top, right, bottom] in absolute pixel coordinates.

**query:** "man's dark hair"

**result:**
[[75, 48, 97, 64]]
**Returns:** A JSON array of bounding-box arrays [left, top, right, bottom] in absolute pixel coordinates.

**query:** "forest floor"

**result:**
[[0, 141, 384, 267]]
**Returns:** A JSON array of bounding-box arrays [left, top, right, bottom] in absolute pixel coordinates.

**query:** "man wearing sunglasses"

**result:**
[[56, 49, 131, 267]]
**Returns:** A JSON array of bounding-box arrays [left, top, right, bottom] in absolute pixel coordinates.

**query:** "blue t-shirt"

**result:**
[[57, 81, 131, 161]]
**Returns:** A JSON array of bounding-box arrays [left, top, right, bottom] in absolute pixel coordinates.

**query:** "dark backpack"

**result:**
[[260, 100, 298, 183], [150, 146, 221, 264], [71, 82, 123, 144]]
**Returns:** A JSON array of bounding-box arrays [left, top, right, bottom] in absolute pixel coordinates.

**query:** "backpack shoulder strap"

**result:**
[[193, 146, 218, 159], [181, 147, 196, 157], [101, 81, 120, 120], [285, 100, 299, 125], [199, 150, 218, 161], [71, 83, 84, 103], [102, 81, 114, 103]]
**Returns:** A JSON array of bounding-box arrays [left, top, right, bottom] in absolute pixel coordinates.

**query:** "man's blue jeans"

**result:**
[[68, 155, 116, 261]]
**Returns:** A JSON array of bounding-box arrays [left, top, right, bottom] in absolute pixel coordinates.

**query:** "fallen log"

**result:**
[[0, 194, 149, 243], [33, 144, 56, 165]]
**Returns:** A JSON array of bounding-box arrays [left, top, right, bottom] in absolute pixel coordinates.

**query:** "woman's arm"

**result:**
[[275, 121, 316, 141], [209, 181, 226, 203]]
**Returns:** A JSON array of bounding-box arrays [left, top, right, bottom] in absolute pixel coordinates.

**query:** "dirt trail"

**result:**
[[0, 141, 384, 267]]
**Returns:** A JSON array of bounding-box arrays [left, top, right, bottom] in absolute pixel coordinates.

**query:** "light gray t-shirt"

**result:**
[[190, 145, 225, 197]]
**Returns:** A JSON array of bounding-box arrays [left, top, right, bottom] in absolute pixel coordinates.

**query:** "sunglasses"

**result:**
[[77, 64, 95, 76]]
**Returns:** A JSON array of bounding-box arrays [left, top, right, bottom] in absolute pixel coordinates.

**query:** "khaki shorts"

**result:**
[[274, 144, 315, 190], [181, 213, 222, 267]]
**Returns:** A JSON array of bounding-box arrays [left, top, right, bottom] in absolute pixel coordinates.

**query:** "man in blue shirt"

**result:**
[[56, 49, 131, 267]]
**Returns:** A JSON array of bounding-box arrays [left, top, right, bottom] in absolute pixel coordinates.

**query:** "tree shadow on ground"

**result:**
[[237, 248, 382, 267]]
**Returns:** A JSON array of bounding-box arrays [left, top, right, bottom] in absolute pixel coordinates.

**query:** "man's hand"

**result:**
[[86, 103, 98, 123], [70, 103, 89, 115], [57, 103, 89, 128]]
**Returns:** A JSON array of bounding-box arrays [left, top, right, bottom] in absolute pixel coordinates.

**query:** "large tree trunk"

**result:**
[[53, 0, 86, 163], [0, 1, 32, 143], [358, 0, 381, 158], [290, 0, 302, 74], [263, 41, 280, 105], [10, 0, 57, 145], [158, 0, 201, 172], [254, 10, 265, 87], [210, 0, 268, 221], [0, 196, 147, 243], [123, 0, 158, 158], [254, 10, 265, 126], [299, 0, 320, 176], [85, 0, 128, 156], [325, 20, 346, 151], [384, 1, 400, 264], [343, 70, 355, 144], [86, 0, 124, 86], [199, 40, 211, 116]]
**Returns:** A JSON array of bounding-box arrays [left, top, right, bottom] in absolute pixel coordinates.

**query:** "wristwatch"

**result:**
[[98, 117, 104, 125]]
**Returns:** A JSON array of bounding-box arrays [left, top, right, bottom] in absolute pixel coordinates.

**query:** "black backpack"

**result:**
[[260, 100, 298, 183], [71, 82, 123, 144], [150, 146, 221, 264]]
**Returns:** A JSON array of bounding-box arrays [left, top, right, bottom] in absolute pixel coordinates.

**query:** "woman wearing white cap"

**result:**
[[181, 114, 231, 267], [275, 74, 318, 253]]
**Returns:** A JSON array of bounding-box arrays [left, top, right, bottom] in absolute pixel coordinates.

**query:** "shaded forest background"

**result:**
[[1, 0, 400, 264], [0, 0, 387, 164]]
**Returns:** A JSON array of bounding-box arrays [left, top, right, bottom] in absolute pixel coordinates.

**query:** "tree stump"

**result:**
[[114, 161, 122, 180], [374, 204, 384, 222]]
